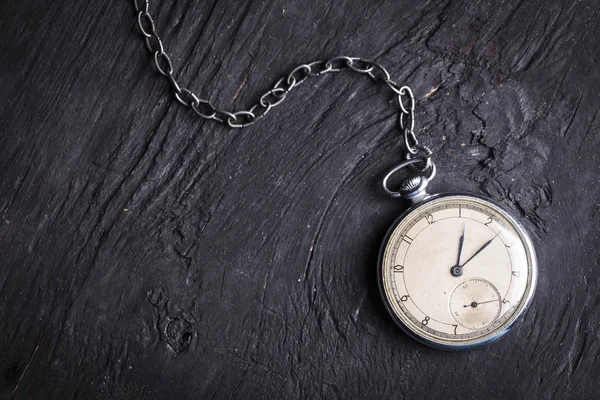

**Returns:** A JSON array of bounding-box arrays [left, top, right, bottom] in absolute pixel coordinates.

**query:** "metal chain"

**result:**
[[132, 0, 431, 164]]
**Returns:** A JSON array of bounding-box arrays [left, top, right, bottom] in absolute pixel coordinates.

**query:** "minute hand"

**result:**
[[460, 233, 499, 267]]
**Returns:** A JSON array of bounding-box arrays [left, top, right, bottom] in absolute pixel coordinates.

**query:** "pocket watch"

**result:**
[[377, 89, 537, 349], [378, 187, 537, 349], [378, 132, 537, 349], [132, 2, 537, 349]]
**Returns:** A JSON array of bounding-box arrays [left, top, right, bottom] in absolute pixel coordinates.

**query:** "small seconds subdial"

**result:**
[[449, 278, 502, 330]]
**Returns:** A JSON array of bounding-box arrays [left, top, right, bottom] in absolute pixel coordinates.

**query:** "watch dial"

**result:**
[[379, 195, 536, 348]]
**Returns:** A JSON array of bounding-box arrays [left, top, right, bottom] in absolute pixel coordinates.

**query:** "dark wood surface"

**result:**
[[1, 0, 599, 398]]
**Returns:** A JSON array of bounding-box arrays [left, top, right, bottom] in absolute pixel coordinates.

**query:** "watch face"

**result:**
[[378, 194, 537, 349]]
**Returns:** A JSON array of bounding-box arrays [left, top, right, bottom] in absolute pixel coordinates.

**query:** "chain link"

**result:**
[[132, 0, 430, 161]]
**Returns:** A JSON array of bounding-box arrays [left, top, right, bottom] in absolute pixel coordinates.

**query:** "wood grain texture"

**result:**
[[1, 0, 599, 398]]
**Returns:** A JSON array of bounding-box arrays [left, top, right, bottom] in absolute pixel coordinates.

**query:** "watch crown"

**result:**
[[399, 176, 424, 195]]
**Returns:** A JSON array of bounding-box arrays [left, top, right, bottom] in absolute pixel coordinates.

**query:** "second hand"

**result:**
[[463, 299, 499, 308]]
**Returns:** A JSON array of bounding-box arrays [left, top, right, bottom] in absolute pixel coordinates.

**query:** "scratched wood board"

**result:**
[[1, 0, 599, 398]]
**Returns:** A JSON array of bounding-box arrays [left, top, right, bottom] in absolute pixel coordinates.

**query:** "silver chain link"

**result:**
[[132, 0, 431, 163]]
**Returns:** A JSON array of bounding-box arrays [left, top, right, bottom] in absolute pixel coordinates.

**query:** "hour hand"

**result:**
[[450, 224, 466, 277], [456, 224, 466, 266]]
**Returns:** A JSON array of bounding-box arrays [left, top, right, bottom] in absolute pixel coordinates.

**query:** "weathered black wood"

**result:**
[[1, 0, 599, 398]]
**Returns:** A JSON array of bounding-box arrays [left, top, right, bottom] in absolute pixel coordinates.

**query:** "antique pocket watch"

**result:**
[[133, 1, 537, 349], [378, 187, 537, 349], [378, 91, 537, 349]]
